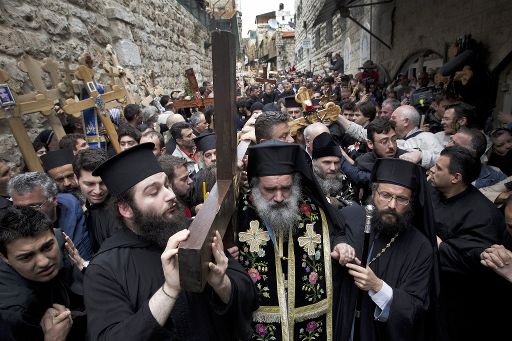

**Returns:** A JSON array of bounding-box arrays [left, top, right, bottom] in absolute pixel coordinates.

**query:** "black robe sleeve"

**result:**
[[84, 262, 172, 341]]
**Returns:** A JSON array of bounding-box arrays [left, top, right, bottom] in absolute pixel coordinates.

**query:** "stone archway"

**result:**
[[395, 49, 443, 79]]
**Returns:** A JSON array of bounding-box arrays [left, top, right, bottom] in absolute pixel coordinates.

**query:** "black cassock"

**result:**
[[431, 186, 509, 341], [333, 205, 435, 341], [83, 228, 258, 341], [84, 197, 120, 253]]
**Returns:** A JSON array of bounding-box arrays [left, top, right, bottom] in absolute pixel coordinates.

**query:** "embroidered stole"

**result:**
[[237, 197, 333, 341]]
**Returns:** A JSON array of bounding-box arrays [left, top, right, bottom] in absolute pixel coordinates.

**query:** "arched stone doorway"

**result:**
[[396, 49, 443, 79]]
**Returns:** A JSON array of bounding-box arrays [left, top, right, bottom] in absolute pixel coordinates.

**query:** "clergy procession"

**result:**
[[1, 0, 512, 340]]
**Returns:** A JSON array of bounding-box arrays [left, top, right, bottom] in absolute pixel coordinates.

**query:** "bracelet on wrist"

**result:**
[[161, 285, 177, 300]]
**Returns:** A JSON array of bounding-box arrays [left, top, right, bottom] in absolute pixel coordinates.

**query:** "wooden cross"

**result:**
[[102, 44, 138, 104], [255, 64, 277, 85], [173, 68, 215, 110], [62, 63, 126, 153], [179, 30, 249, 292], [0, 68, 48, 172], [17, 54, 67, 140]]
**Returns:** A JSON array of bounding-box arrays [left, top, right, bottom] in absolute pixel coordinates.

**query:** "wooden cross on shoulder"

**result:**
[[178, 31, 249, 292]]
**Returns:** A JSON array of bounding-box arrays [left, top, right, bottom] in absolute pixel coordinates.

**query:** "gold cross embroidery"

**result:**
[[298, 223, 321, 256], [238, 220, 270, 253]]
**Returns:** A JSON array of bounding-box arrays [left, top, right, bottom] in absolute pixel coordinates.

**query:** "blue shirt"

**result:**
[[57, 193, 92, 260]]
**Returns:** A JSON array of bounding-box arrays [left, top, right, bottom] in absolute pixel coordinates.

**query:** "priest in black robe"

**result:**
[[429, 146, 508, 341], [84, 143, 258, 340], [333, 158, 439, 341]]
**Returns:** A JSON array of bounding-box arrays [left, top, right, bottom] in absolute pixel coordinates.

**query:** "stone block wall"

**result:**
[[0, 0, 213, 167]]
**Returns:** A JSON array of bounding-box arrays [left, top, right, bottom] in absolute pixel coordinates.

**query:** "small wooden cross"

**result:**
[[0, 68, 50, 172], [18, 54, 67, 140], [173, 68, 215, 110], [62, 62, 127, 153]]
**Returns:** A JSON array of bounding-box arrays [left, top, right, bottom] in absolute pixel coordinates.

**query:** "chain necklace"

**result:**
[[367, 231, 400, 266]]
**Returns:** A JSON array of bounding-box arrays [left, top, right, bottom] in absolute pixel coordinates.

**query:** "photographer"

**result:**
[[410, 72, 435, 116]]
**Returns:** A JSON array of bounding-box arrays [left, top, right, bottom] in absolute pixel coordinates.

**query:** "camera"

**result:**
[[411, 88, 433, 108]]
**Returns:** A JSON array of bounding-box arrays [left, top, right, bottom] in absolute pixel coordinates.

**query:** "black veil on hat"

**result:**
[[284, 96, 301, 109], [92, 143, 163, 196], [312, 132, 342, 159], [371, 158, 440, 302], [194, 132, 216, 153], [40, 149, 74, 171], [247, 140, 345, 232]]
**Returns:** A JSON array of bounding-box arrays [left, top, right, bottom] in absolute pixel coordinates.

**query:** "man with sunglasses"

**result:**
[[7, 172, 92, 260]]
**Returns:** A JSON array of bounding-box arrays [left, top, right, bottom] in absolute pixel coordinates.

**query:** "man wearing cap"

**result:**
[[41, 149, 83, 203], [84, 143, 258, 340], [312, 132, 355, 208], [283, 96, 303, 120], [333, 158, 437, 341], [236, 141, 345, 340]]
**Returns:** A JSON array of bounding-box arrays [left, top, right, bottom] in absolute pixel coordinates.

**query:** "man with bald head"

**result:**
[[304, 122, 330, 156], [391, 105, 443, 169]]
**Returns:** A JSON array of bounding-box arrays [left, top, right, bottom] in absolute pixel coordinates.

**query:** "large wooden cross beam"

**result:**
[[255, 64, 277, 84], [103, 44, 138, 104], [179, 30, 249, 292]]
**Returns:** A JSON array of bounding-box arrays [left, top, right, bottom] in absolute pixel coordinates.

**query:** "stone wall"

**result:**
[[294, 0, 370, 76], [0, 0, 213, 167], [295, 0, 512, 78]]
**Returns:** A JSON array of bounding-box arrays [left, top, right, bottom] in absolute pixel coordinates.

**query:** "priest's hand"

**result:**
[[227, 246, 239, 259], [161, 229, 190, 293], [399, 150, 422, 164], [331, 243, 356, 266], [346, 261, 383, 292], [480, 245, 512, 283], [40, 304, 72, 341], [208, 230, 231, 304]]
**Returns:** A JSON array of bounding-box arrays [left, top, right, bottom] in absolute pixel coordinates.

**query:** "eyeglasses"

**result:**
[[376, 137, 397, 145], [15, 199, 51, 210], [376, 190, 410, 206]]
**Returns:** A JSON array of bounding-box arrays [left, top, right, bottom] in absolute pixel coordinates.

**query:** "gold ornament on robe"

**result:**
[[298, 223, 322, 256], [239, 220, 270, 253]]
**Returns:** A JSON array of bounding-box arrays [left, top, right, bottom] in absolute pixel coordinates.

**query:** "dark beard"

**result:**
[[313, 165, 345, 196], [63, 185, 86, 205], [132, 203, 191, 249], [251, 182, 302, 238], [371, 206, 413, 238]]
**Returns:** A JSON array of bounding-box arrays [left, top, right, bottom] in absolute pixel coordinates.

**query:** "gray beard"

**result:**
[[313, 165, 345, 196], [251, 182, 302, 238]]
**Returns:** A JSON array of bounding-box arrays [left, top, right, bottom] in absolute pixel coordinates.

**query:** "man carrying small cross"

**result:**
[[236, 141, 346, 340]]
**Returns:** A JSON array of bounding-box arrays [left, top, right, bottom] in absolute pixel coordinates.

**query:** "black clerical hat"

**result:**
[[284, 96, 301, 108], [247, 140, 347, 236], [312, 132, 342, 159], [40, 149, 74, 171], [194, 132, 216, 152], [371, 158, 418, 190], [247, 141, 298, 180], [92, 143, 163, 196]]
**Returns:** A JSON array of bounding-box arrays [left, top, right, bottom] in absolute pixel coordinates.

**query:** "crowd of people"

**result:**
[[0, 43, 511, 341]]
